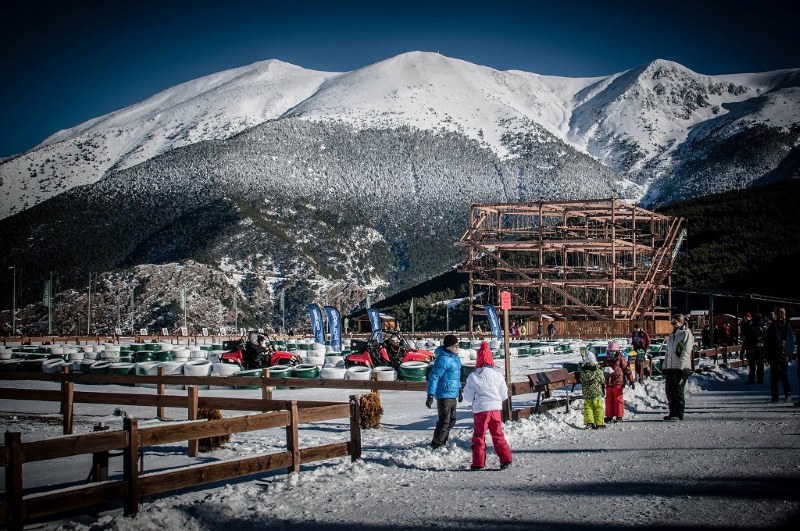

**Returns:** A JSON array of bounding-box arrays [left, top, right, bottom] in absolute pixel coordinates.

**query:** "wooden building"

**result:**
[[457, 199, 685, 337]]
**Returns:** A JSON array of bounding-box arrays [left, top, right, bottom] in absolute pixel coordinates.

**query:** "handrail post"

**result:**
[[262, 367, 272, 406], [187, 386, 199, 457], [61, 365, 74, 435], [286, 401, 300, 473], [5, 432, 24, 531], [123, 417, 140, 516], [156, 366, 166, 420], [349, 394, 362, 461]]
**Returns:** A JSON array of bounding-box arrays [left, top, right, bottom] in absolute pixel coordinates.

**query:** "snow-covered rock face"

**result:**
[[2, 52, 797, 219]]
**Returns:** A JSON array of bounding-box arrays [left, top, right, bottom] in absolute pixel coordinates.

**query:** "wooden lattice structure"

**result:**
[[457, 199, 685, 328]]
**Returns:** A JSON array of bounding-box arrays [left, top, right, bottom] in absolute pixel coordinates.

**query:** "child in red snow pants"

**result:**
[[472, 410, 512, 468], [605, 384, 625, 419]]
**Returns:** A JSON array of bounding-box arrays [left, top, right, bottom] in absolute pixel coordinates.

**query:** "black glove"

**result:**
[[629, 381, 636, 390], [425, 395, 434, 409], [458, 390, 464, 403]]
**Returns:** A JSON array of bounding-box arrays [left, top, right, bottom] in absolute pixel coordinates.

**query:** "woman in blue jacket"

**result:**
[[426, 334, 463, 448]]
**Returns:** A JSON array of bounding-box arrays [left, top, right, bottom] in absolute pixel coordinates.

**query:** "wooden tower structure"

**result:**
[[457, 199, 685, 332]]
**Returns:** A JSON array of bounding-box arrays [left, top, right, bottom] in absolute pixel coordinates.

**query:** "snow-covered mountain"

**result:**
[[3, 52, 797, 219]]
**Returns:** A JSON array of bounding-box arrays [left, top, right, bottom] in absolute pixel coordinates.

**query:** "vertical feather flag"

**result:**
[[307, 304, 325, 344], [485, 304, 502, 339], [324, 305, 342, 352], [367, 307, 383, 343]]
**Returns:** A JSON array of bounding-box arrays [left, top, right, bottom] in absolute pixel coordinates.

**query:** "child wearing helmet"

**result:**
[[579, 351, 606, 429], [602, 340, 635, 423]]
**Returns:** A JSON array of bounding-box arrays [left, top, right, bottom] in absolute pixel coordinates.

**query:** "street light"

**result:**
[[87, 272, 95, 336], [8, 266, 15, 335]]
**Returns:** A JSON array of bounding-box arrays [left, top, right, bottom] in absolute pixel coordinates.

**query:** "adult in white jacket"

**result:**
[[663, 314, 695, 421], [462, 342, 512, 470]]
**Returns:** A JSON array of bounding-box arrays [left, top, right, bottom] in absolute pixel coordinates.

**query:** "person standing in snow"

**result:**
[[602, 341, 635, 423], [663, 314, 694, 421], [631, 324, 650, 353], [579, 351, 606, 429], [547, 321, 557, 340], [766, 307, 793, 402], [462, 342, 512, 469], [426, 334, 463, 449]]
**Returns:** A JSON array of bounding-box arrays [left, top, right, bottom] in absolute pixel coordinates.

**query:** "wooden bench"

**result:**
[[527, 368, 578, 414]]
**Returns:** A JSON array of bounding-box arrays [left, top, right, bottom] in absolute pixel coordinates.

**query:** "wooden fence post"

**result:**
[[187, 386, 199, 457], [123, 417, 140, 516], [286, 401, 300, 474], [262, 367, 272, 405], [370, 372, 380, 401], [5, 432, 24, 531], [61, 365, 74, 435], [349, 394, 362, 462], [157, 366, 166, 420]]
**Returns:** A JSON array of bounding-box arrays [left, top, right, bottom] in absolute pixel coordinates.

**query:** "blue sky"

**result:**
[[1, 0, 798, 157]]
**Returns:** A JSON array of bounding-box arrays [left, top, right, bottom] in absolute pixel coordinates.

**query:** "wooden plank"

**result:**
[[138, 411, 290, 446], [187, 386, 199, 458], [73, 391, 188, 408], [349, 395, 361, 461], [287, 402, 300, 473], [139, 451, 293, 496], [297, 404, 351, 423], [298, 442, 350, 463], [21, 431, 128, 463], [0, 372, 60, 382], [123, 418, 140, 515], [62, 380, 74, 435], [157, 366, 166, 420], [0, 444, 7, 467], [5, 432, 23, 531], [24, 481, 126, 521], [0, 388, 61, 402], [198, 396, 290, 412]]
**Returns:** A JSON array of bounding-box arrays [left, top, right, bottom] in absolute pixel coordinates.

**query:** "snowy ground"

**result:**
[[2, 358, 799, 530]]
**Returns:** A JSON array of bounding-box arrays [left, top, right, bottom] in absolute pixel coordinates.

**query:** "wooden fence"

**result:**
[[0, 390, 361, 530]]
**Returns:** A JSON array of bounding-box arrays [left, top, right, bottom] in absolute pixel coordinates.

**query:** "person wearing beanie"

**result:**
[[664, 314, 695, 421], [426, 334, 463, 448], [462, 342, 512, 470], [602, 340, 635, 423], [580, 352, 606, 429]]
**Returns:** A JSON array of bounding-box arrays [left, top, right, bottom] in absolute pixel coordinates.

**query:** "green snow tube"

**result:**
[[292, 364, 320, 378], [398, 361, 428, 382]]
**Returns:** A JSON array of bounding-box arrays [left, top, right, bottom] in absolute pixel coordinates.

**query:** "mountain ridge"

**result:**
[[2, 52, 797, 218]]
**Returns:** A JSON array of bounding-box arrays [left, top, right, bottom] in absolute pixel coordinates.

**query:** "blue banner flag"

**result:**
[[324, 305, 342, 352], [308, 304, 325, 344], [367, 307, 383, 343], [485, 304, 502, 339]]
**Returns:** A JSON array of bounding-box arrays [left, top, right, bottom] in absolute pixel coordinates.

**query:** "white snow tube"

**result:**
[[156, 361, 184, 389], [303, 355, 325, 367], [346, 366, 372, 380], [324, 355, 344, 367], [320, 366, 347, 380], [372, 366, 397, 381], [42, 359, 66, 373], [183, 359, 212, 376], [212, 362, 241, 376]]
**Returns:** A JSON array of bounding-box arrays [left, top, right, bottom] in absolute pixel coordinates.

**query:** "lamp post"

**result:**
[[8, 266, 15, 335], [87, 272, 95, 336]]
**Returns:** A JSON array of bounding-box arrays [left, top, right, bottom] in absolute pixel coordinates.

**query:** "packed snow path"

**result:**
[[4, 366, 798, 530]]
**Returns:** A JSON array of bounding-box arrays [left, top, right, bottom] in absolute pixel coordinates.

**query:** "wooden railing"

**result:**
[[0, 392, 361, 530]]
